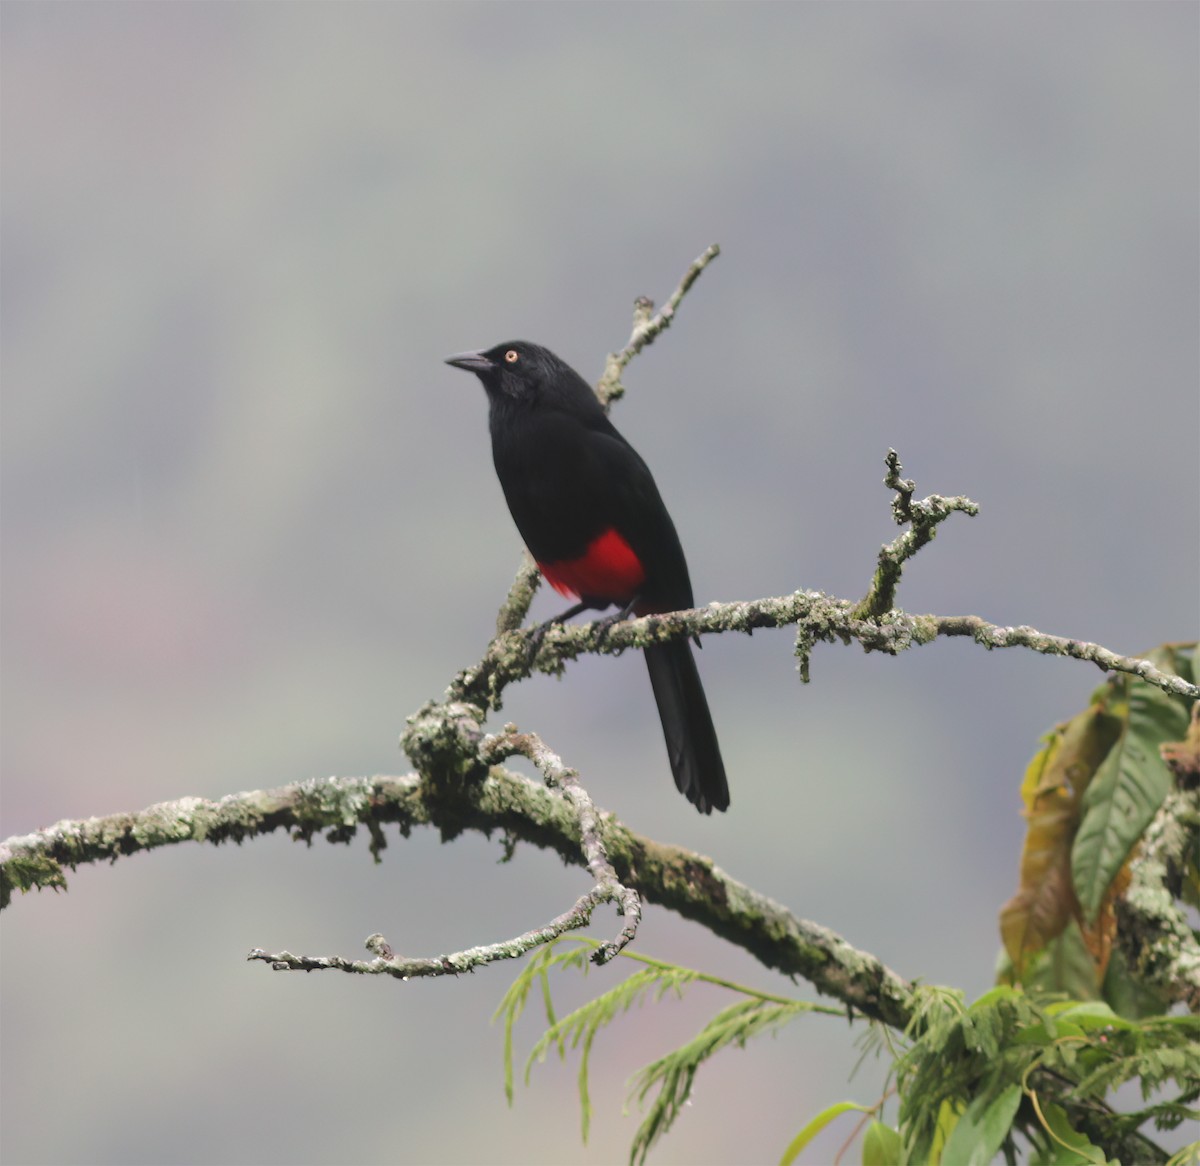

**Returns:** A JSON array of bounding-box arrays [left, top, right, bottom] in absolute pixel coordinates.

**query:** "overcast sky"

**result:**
[[3, 5, 1196, 1164]]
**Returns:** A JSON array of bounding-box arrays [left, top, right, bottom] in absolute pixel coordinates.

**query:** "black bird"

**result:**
[[446, 341, 729, 814]]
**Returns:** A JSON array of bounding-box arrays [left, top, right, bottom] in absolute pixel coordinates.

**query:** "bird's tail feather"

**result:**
[[643, 640, 729, 814]]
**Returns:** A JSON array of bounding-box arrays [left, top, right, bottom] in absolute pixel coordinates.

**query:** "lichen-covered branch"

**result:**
[[855, 449, 980, 620], [249, 729, 641, 977], [248, 882, 627, 979], [449, 589, 1200, 716], [1, 757, 1168, 1158], [482, 727, 641, 963], [596, 242, 720, 408], [0, 766, 911, 1026], [495, 553, 542, 637], [933, 617, 1198, 696], [1115, 704, 1200, 1010], [0, 776, 413, 910]]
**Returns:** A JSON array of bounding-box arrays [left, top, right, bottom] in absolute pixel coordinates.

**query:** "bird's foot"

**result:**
[[593, 598, 639, 650]]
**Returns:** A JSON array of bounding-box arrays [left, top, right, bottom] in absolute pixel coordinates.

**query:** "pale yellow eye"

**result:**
[[504, 349, 519, 363]]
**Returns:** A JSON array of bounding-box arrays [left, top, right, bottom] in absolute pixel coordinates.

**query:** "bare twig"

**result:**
[[250, 727, 635, 977], [481, 727, 640, 963], [933, 617, 1198, 694], [854, 449, 979, 620], [247, 882, 627, 979], [596, 242, 720, 408], [495, 553, 542, 636]]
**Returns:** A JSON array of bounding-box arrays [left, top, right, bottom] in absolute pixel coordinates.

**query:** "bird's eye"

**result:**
[[504, 349, 519, 363]]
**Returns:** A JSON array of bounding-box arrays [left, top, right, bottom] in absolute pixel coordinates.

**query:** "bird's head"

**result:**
[[445, 341, 594, 412]]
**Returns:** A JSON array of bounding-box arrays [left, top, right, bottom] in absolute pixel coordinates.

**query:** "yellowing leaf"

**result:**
[[1000, 704, 1121, 977], [930, 1097, 964, 1164], [1077, 856, 1133, 981]]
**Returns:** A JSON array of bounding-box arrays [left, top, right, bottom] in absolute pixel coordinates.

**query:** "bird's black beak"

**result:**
[[444, 350, 494, 374]]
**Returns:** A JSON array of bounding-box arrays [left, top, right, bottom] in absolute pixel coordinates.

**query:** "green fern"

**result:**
[[893, 986, 1200, 1162], [627, 997, 813, 1165], [493, 938, 592, 1104], [497, 941, 1198, 1164], [495, 937, 838, 1163]]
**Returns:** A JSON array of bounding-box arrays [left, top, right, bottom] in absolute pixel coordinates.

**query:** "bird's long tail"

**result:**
[[643, 640, 729, 814]]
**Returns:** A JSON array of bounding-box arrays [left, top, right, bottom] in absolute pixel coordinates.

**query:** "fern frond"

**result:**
[[627, 997, 813, 1165], [493, 938, 593, 1104]]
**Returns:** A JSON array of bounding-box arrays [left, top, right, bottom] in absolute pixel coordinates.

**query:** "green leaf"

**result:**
[[778, 1101, 871, 1166], [1027, 919, 1104, 1000], [1034, 1100, 1108, 1165], [924, 1097, 962, 1165], [939, 1084, 1021, 1166], [967, 985, 1022, 1013], [1100, 942, 1170, 1020], [996, 921, 1102, 1001], [1072, 671, 1189, 921], [1165, 1139, 1200, 1166], [862, 1121, 902, 1166], [1049, 1001, 1133, 1031], [1148, 643, 1196, 689]]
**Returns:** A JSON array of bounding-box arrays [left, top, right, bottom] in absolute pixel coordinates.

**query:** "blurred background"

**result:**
[[2, 4, 1196, 1164]]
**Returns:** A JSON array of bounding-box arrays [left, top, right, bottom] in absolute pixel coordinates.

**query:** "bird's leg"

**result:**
[[524, 599, 599, 665], [544, 600, 594, 627], [593, 596, 640, 649]]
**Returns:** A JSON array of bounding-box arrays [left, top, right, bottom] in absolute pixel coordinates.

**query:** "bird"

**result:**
[[445, 340, 729, 814]]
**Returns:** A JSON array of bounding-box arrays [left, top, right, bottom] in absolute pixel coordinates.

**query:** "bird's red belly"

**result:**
[[538, 527, 645, 604]]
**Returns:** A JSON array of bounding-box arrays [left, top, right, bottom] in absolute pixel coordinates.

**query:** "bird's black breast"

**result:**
[[490, 405, 614, 562], [488, 400, 694, 611]]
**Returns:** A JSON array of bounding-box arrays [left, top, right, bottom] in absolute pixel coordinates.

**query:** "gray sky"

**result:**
[[3, 4, 1196, 1164]]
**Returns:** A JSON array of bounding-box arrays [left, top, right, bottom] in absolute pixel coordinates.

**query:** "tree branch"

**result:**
[[247, 883, 627, 979], [1, 766, 911, 1026], [481, 727, 641, 964], [855, 449, 980, 620], [4, 757, 1181, 1161], [248, 729, 641, 976], [449, 589, 1199, 716], [495, 553, 542, 637], [1115, 703, 1200, 1010], [596, 242, 720, 408]]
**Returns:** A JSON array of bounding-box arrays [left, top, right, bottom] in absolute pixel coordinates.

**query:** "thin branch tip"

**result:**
[[597, 244, 721, 407], [245, 726, 643, 980], [855, 449, 979, 620]]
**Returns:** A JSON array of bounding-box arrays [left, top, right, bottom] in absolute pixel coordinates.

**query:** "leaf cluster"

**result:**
[[881, 984, 1199, 1164], [1000, 644, 1197, 996], [492, 644, 1198, 1164], [498, 941, 1199, 1166], [494, 938, 840, 1165]]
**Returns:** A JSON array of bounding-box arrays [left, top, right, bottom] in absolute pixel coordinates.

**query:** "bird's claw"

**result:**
[[525, 619, 554, 667]]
